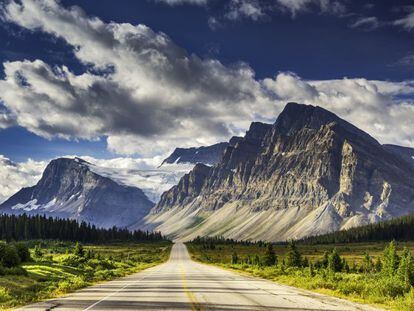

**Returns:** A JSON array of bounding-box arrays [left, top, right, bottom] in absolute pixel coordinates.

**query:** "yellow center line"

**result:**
[[180, 265, 203, 311]]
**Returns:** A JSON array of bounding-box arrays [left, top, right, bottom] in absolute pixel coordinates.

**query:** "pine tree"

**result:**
[[285, 241, 302, 267], [308, 261, 315, 277], [74, 242, 85, 257], [321, 251, 329, 268], [327, 249, 342, 273], [382, 240, 399, 278], [254, 254, 261, 266], [374, 257, 382, 272], [363, 252, 373, 273], [397, 248, 414, 286], [231, 252, 238, 264], [263, 244, 277, 266]]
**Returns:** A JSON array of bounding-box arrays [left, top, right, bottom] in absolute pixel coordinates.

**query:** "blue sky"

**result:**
[[0, 0, 413, 163]]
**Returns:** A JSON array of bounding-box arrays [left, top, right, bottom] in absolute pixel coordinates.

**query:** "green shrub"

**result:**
[[60, 254, 86, 267], [393, 288, 414, 311], [13, 242, 31, 262], [0, 243, 21, 267], [370, 277, 409, 298], [337, 278, 365, 296], [74, 242, 85, 257], [56, 276, 88, 293], [4, 266, 28, 276], [94, 269, 115, 280], [0, 287, 11, 303], [33, 245, 42, 258], [87, 259, 116, 270]]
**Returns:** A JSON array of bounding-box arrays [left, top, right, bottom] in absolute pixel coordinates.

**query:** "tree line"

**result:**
[[193, 238, 414, 287], [0, 214, 166, 243], [299, 212, 414, 244]]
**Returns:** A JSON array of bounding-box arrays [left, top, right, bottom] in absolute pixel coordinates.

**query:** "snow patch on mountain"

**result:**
[[12, 199, 39, 211]]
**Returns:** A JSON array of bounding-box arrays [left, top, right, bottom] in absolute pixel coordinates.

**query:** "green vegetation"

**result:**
[[0, 240, 171, 309], [187, 237, 414, 310], [300, 212, 414, 244], [0, 214, 164, 242]]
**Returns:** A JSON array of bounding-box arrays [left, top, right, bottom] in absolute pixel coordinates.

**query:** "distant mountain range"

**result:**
[[2, 102, 414, 240], [0, 148, 212, 228], [161, 138, 242, 166], [144, 102, 414, 242]]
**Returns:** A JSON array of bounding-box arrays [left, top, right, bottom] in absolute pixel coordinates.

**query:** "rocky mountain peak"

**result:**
[[0, 157, 154, 229], [145, 102, 414, 242], [274, 103, 378, 145]]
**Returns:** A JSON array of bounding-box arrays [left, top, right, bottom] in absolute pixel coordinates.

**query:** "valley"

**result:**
[[1, 103, 414, 310]]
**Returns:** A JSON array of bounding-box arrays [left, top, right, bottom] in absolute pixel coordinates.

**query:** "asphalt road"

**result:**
[[19, 243, 381, 311]]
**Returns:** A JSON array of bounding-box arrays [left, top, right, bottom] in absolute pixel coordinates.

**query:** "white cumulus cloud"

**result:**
[[0, 0, 276, 156], [0, 0, 413, 158], [0, 156, 47, 203]]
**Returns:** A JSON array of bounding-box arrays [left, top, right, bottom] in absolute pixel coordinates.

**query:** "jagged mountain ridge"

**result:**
[[161, 139, 242, 166], [0, 157, 154, 228], [145, 102, 414, 242]]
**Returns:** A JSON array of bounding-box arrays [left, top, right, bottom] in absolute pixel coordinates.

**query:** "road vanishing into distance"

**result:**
[[20, 243, 381, 311]]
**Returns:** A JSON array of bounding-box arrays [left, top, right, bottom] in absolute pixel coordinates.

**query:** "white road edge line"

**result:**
[[82, 265, 162, 311]]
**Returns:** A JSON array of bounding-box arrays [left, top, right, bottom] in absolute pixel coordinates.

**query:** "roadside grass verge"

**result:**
[[0, 241, 171, 310], [186, 241, 414, 310]]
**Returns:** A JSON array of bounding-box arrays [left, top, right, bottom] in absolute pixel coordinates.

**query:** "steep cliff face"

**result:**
[[145, 103, 414, 241], [0, 158, 154, 228]]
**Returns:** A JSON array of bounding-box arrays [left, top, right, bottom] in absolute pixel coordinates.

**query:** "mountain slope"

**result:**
[[383, 144, 414, 169], [161, 140, 242, 166], [145, 103, 414, 241], [0, 157, 154, 228]]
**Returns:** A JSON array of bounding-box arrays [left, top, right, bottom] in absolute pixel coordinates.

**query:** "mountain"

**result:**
[[144, 102, 414, 242], [0, 157, 154, 228], [383, 144, 414, 169], [161, 140, 241, 166]]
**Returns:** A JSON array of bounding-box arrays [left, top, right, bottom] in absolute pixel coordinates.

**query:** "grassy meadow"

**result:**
[[187, 239, 414, 310], [0, 240, 171, 310]]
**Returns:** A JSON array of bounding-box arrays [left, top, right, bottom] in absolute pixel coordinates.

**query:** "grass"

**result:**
[[186, 241, 414, 310], [0, 240, 172, 310]]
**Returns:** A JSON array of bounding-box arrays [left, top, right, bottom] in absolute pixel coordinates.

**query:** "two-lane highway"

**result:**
[[19, 243, 381, 310]]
